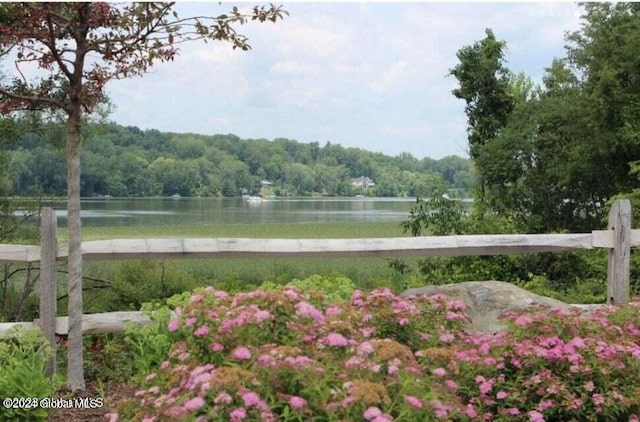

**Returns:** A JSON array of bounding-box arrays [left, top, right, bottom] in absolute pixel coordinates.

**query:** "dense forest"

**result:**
[[3, 122, 474, 198]]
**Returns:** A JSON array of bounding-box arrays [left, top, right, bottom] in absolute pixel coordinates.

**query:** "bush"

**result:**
[[109, 287, 640, 421], [84, 260, 202, 312], [0, 328, 61, 421], [260, 274, 356, 303]]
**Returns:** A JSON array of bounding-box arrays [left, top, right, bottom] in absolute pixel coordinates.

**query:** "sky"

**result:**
[[109, 3, 580, 159]]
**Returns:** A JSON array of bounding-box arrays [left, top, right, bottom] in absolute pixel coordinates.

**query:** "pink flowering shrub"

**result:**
[[111, 286, 640, 421]]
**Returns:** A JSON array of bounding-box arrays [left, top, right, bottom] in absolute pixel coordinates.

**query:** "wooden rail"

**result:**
[[2, 230, 638, 263]]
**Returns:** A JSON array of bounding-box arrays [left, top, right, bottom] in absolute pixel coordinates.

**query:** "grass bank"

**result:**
[[61, 221, 420, 313]]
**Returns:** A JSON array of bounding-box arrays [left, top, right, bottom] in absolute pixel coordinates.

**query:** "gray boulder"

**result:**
[[401, 280, 602, 334]]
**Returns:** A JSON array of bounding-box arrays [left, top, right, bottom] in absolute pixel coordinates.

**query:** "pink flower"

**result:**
[[405, 395, 423, 408], [496, 391, 508, 399], [289, 396, 307, 409], [445, 379, 458, 390], [568, 398, 583, 410], [439, 333, 455, 343], [229, 408, 247, 421], [372, 416, 393, 422], [190, 293, 204, 303], [592, 393, 604, 406], [364, 406, 382, 420], [148, 386, 160, 394], [145, 373, 156, 381], [210, 342, 224, 352], [432, 367, 446, 377], [446, 299, 466, 310], [254, 310, 272, 322], [296, 301, 324, 323], [528, 410, 545, 422], [537, 399, 554, 412], [184, 397, 205, 411], [214, 392, 232, 404], [431, 399, 451, 418], [185, 317, 198, 327], [515, 314, 533, 326], [167, 319, 180, 332], [326, 306, 341, 316], [242, 391, 262, 407], [160, 360, 170, 370], [231, 346, 252, 360], [194, 325, 210, 337], [214, 291, 229, 299], [464, 404, 477, 418], [357, 342, 374, 355], [324, 332, 349, 347], [398, 317, 409, 326]]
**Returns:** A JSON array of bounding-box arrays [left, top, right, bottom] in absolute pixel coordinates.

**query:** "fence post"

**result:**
[[39, 207, 57, 377], [607, 199, 631, 305]]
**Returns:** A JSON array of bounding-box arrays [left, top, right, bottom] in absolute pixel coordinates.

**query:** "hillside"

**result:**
[[5, 122, 474, 198]]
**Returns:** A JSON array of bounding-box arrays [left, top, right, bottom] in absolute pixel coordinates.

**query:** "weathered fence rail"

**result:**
[[1, 231, 634, 262], [0, 200, 637, 378]]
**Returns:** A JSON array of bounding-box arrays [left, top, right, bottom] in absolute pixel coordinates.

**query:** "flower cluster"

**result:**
[[108, 286, 640, 421]]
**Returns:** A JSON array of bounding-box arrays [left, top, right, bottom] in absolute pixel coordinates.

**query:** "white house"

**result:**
[[351, 176, 375, 189]]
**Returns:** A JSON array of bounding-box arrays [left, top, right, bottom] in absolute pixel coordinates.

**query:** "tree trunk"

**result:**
[[66, 108, 85, 391]]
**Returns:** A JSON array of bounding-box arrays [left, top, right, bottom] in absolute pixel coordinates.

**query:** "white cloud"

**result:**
[[97, 2, 585, 159]]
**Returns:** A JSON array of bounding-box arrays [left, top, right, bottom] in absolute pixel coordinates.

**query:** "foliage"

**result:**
[[401, 191, 466, 236], [0, 328, 62, 421], [260, 274, 357, 303], [81, 260, 202, 313], [4, 123, 476, 198], [451, 5, 640, 234], [108, 286, 640, 421], [449, 28, 514, 162]]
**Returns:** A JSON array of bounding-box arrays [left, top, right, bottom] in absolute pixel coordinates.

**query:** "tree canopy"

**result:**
[[450, 4, 640, 234]]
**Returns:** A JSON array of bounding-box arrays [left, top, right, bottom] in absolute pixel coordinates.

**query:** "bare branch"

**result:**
[[45, 10, 73, 79]]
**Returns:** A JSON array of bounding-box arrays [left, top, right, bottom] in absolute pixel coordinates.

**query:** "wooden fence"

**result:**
[[0, 200, 638, 374]]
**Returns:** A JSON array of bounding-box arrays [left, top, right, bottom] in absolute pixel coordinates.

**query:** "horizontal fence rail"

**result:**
[[0, 311, 155, 338], [2, 231, 639, 263]]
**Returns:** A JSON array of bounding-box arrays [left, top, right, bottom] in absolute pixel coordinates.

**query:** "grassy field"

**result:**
[[63, 221, 423, 313]]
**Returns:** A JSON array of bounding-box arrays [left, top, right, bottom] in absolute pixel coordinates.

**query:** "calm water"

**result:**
[[49, 197, 418, 227]]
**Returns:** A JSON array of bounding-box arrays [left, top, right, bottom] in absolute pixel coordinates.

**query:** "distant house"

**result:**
[[351, 176, 375, 189], [260, 180, 273, 187]]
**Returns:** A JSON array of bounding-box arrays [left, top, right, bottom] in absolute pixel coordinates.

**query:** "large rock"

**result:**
[[401, 280, 601, 334]]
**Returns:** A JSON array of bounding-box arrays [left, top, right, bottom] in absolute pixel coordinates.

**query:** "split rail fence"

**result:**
[[0, 199, 638, 374]]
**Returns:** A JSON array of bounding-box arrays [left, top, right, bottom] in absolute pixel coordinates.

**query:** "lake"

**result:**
[[49, 197, 419, 227]]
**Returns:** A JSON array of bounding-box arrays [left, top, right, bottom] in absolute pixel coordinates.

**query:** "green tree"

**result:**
[[450, 29, 514, 161], [0, 2, 287, 391], [566, 2, 640, 199]]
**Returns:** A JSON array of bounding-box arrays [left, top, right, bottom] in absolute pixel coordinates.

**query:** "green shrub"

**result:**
[[84, 260, 201, 312], [0, 328, 61, 421], [260, 274, 356, 303]]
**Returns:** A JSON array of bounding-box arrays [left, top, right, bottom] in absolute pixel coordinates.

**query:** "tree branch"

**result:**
[[45, 11, 73, 80], [0, 85, 66, 112]]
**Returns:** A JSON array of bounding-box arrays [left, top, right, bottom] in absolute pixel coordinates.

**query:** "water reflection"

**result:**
[[49, 197, 419, 227]]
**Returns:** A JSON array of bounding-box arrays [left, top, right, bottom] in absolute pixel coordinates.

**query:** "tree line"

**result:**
[[3, 122, 475, 198]]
